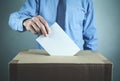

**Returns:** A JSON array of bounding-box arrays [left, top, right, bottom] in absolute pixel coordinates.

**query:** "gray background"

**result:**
[[0, 0, 120, 81]]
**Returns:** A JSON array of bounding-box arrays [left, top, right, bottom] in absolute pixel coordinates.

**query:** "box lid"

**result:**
[[10, 49, 112, 64]]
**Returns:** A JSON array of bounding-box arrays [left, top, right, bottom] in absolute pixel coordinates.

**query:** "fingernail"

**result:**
[[49, 31, 51, 34], [45, 34, 48, 37], [48, 30, 51, 34]]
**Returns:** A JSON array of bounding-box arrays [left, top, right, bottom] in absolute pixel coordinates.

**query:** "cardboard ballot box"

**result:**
[[9, 49, 112, 81]]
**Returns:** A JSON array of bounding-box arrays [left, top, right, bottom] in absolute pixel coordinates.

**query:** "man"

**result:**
[[9, 0, 98, 51]]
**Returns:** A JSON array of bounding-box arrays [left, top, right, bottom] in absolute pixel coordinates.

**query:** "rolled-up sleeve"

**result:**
[[83, 0, 98, 51], [8, 0, 39, 31]]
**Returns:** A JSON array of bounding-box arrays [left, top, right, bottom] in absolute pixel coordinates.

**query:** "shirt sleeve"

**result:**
[[8, 0, 39, 31], [83, 0, 98, 51]]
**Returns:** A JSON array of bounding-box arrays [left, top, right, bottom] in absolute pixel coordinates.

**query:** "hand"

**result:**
[[23, 15, 51, 36]]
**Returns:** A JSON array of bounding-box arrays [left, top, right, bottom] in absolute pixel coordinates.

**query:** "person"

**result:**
[[9, 0, 98, 51]]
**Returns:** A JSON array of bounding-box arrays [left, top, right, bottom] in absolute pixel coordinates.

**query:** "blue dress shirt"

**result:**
[[9, 0, 98, 51]]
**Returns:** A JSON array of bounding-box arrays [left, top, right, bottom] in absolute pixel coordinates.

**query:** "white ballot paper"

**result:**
[[36, 22, 80, 56]]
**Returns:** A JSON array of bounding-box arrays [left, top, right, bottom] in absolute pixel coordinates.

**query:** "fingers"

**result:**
[[32, 16, 48, 36], [29, 26, 37, 34], [23, 19, 37, 34], [39, 22, 48, 36], [37, 16, 51, 34], [30, 22, 40, 34], [23, 15, 51, 36]]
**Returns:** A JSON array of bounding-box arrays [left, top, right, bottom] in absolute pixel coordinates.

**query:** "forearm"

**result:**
[[83, 0, 98, 51], [9, 12, 31, 31], [8, 0, 38, 31]]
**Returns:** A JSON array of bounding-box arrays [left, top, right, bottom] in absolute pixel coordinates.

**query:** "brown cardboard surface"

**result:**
[[9, 49, 112, 81], [10, 49, 111, 64]]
